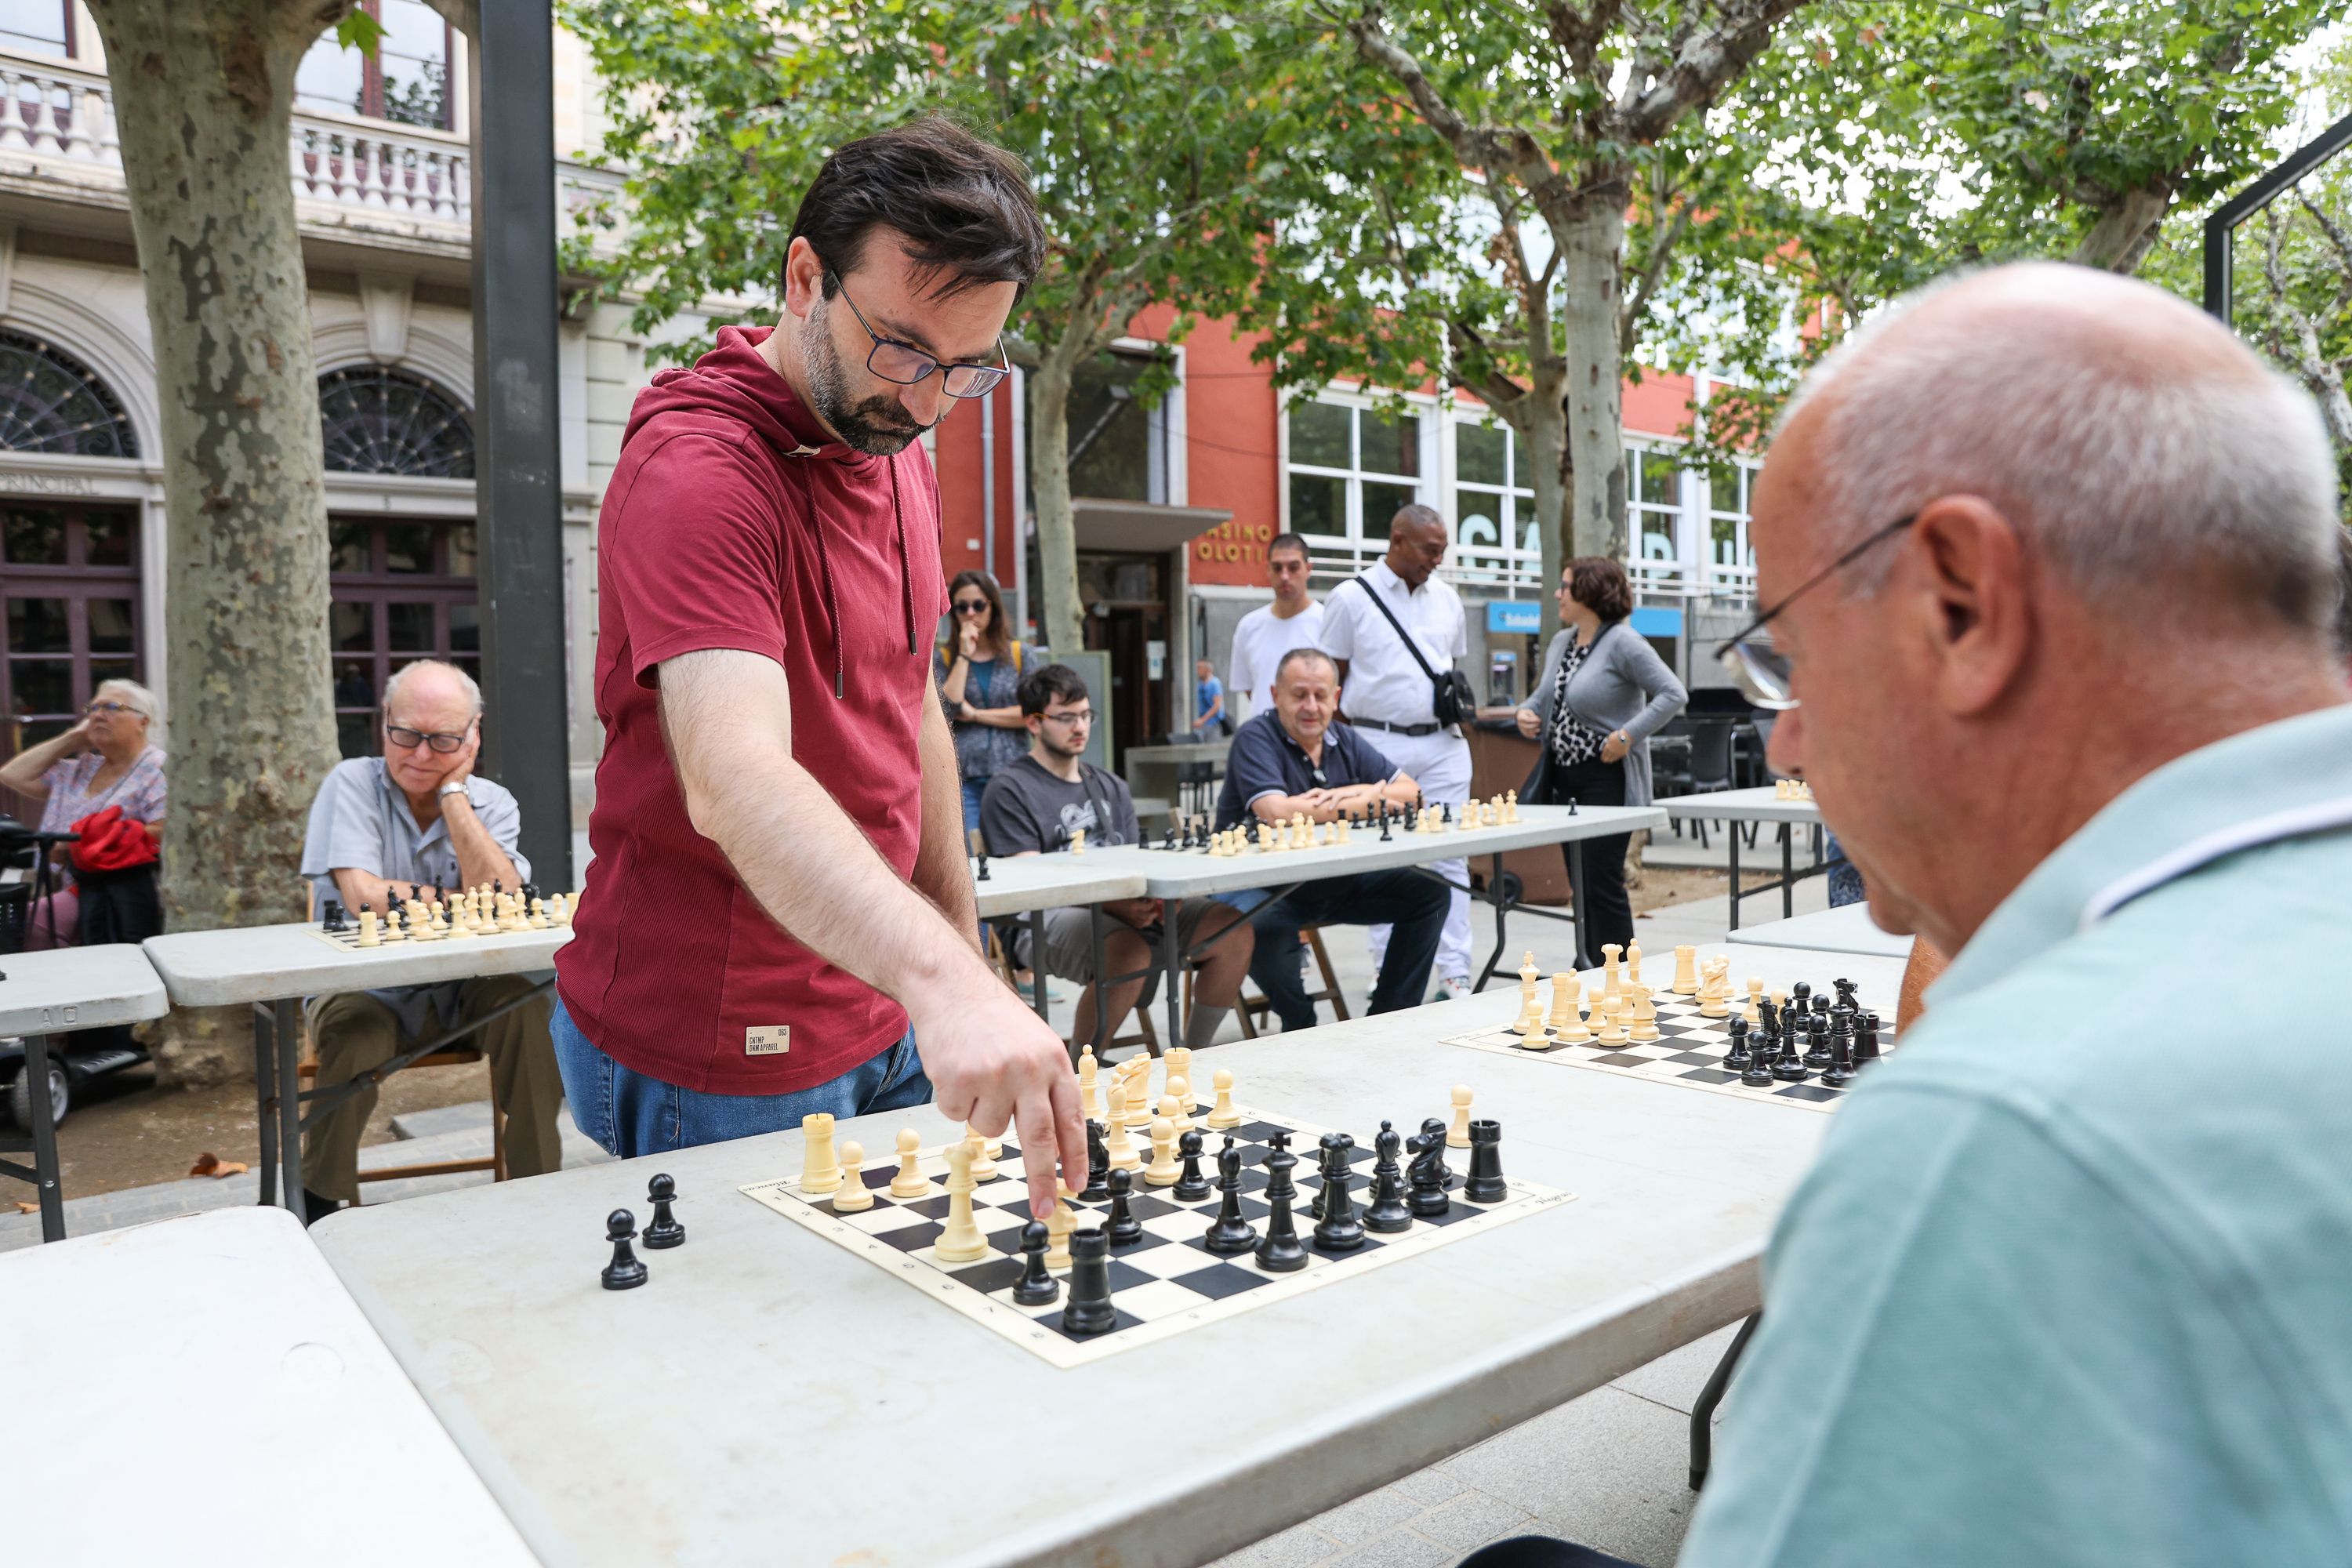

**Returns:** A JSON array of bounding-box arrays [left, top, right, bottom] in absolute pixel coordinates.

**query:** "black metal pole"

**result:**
[[466, 1, 572, 892], [2202, 109, 2352, 325]]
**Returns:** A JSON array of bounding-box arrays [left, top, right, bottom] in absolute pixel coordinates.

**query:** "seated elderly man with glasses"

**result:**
[[294, 659, 564, 1224]]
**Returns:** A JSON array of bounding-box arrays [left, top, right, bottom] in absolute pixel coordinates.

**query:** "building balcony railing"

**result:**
[[1303, 540, 1758, 609], [0, 47, 623, 252]]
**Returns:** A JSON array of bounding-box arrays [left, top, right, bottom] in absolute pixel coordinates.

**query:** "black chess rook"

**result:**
[[1062, 1228, 1116, 1334], [1312, 1133, 1365, 1251], [1463, 1120, 1508, 1203]]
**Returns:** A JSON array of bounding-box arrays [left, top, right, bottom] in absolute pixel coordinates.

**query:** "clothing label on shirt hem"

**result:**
[[746, 1026, 790, 1056]]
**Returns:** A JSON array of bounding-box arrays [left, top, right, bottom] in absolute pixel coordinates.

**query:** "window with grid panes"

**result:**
[[1452, 418, 1537, 584], [1707, 460, 1761, 585], [0, 503, 140, 757], [1627, 446, 1686, 577], [329, 518, 478, 758], [1284, 398, 1421, 568], [293, 0, 452, 129], [0, 0, 69, 56]]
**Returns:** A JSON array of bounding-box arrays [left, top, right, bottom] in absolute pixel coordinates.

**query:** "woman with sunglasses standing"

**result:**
[[1515, 559, 1686, 967], [0, 678, 168, 948], [938, 568, 1033, 833]]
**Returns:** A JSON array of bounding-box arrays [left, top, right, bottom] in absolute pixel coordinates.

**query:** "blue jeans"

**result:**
[[552, 997, 933, 1160], [960, 775, 989, 834]]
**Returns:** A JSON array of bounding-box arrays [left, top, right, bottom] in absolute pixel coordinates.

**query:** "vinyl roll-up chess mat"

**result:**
[[741, 1109, 1573, 1369]]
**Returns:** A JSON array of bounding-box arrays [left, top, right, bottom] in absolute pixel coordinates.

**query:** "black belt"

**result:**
[[1350, 717, 1448, 736]]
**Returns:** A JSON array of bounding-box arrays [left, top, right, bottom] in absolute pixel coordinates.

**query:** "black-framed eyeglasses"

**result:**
[[952, 599, 992, 616], [1713, 514, 1917, 710], [826, 271, 1010, 398], [384, 720, 474, 754]]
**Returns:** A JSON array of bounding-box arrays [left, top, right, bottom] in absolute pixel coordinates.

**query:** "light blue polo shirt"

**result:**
[[1679, 703, 2352, 1567]]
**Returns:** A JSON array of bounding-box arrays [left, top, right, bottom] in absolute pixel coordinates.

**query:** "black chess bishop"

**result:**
[[1202, 1137, 1257, 1254], [1363, 1120, 1412, 1233], [1254, 1131, 1308, 1271]]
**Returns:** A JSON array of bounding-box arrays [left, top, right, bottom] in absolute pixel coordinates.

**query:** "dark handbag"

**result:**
[[1348, 575, 1477, 727]]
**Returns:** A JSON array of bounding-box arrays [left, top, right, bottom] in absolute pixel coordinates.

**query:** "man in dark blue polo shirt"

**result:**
[[1214, 648, 1450, 1028]]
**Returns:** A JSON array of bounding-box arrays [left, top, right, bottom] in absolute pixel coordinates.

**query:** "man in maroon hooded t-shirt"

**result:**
[[553, 118, 1083, 1216]]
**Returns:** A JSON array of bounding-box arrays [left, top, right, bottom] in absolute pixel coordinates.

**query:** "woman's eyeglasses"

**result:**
[[83, 700, 140, 717]]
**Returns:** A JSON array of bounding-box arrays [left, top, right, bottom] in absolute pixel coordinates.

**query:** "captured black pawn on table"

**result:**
[[1254, 1131, 1308, 1272], [1363, 1120, 1411, 1233], [1063, 1227, 1117, 1335], [1203, 1136, 1257, 1254], [1312, 1133, 1366, 1252], [1012, 1221, 1061, 1306], [643, 1173, 685, 1248], [601, 1208, 648, 1290]]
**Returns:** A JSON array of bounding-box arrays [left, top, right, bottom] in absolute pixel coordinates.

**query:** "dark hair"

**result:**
[[789, 117, 1047, 303], [946, 568, 1012, 658], [1017, 662, 1090, 717], [1389, 503, 1446, 539], [1565, 557, 1634, 622], [1272, 647, 1338, 685], [1268, 532, 1308, 563], [2333, 525, 2352, 661]]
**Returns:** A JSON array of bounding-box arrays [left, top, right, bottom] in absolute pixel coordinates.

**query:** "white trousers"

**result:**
[[1363, 726, 1475, 982]]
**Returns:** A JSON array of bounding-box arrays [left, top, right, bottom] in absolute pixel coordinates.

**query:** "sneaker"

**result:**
[[1436, 975, 1476, 1001]]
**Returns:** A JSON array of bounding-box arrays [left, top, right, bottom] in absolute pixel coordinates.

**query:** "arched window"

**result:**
[[0, 329, 140, 459], [318, 365, 474, 478]]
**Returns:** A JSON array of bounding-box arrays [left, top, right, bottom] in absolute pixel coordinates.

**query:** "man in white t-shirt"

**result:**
[[1226, 532, 1325, 720], [1318, 504, 1475, 998]]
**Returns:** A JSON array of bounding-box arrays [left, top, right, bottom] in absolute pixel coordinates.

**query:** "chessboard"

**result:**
[[1442, 982, 1896, 1116], [303, 887, 577, 953], [741, 1102, 1573, 1370], [1131, 792, 1540, 858]]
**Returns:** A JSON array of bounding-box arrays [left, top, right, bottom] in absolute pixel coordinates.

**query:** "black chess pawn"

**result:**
[[1772, 1031, 1811, 1083], [1803, 1015, 1835, 1071], [1062, 1228, 1117, 1335], [1312, 1134, 1364, 1251], [1463, 1120, 1508, 1203], [1363, 1120, 1411, 1233], [601, 1208, 648, 1290], [1724, 1015, 1752, 1071], [1741, 1040, 1778, 1087], [643, 1173, 685, 1248], [1203, 1137, 1257, 1254], [1011, 1220, 1061, 1305], [1173, 1128, 1211, 1202], [1105, 1167, 1143, 1246], [1080, 1120, 1110, 1203], [1566, 794, 1579, 815], [1406, 1128, 1450, 1218], [1254, 1131, 1308, 1272], [1440, 801, 1453, 826], [1378, 808, 1394, 842]]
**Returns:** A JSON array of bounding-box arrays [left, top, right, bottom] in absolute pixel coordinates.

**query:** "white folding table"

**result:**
[[0, 942, 169, 1240], [1728, 902, 1915, 960], [1653, 786, 1833, 928]]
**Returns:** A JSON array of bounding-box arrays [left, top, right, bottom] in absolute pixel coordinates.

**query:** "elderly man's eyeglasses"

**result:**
[[1714, 515, 1916, 710], [83, 700, 140, 717], [384, 720, 473, 754], [826, 271, 1011, 398]]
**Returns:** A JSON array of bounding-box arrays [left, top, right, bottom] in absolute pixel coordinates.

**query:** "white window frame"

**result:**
[[1281, 385, 1438, 582]]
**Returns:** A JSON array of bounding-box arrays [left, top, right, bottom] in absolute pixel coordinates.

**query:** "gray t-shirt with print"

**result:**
[[978, 754, 1141, 857]]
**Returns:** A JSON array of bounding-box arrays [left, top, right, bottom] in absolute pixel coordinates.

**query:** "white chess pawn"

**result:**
[[1745, 978, 1766, 1026], [1143, 1117, 1181, 1186], [1626, 941, 1643, 987], [831, 1142, 873, 1211], [1166, 1075, 1195, 1134], [964, 1128, 997, 1182], [1447, 1085, 1474, 1148], [1045, 1196, 1076, 1270], [528, 896, 550, 929], [1207, 1068, 1241, 1129], [1069, 826, 1087, 855], [1595, 995, 1628, 1042], [888, 1128, 928, 1198], [1078, 1045, 1102, 1123], [1104, 1083, 1142, 1170]]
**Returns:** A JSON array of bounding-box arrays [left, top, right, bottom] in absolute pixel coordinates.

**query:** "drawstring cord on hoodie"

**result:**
[[790, 448, 917, 699]]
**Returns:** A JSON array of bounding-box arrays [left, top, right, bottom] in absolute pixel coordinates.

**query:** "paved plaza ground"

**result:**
[[3, 820, 1837, 1567]]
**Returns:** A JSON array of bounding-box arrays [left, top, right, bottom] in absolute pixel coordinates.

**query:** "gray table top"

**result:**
[[969, 854, 1147, 919], [1654, 786, 1822, 825], [9, 1206, 535, 1565], [312, 938, 1898, 1568], [143, 920, 572, 1007], [1081, 803, 1667, 898], [1123, 739, 1232, 767], [1729, 902, 1915, 960], [0, 942, 170, 1034]]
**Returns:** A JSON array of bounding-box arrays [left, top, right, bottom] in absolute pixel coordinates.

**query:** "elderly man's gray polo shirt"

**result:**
[[299, 757, 532, 1036]]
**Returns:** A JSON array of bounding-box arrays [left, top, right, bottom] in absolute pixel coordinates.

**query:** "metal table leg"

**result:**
[[1567, 837, 1590, 970], [1689, 1312, 1761, 1490], [1780, 825, 1795, 920], [274, 998, 303, 1220], [1472, 851, 1509, 992], [1160, 897, 1185, 1049], [1726, 818, 1742, 932], [1028, 909, 1051, 1022], [252, 1004, 279, 1210], [1086, 905, 1110, 1058], [24, 1033, 63, 1242]]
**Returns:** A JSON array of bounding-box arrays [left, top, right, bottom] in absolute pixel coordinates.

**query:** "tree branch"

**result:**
[[1621, 189, 1694, 344], [1619, 0, 1812, 142]]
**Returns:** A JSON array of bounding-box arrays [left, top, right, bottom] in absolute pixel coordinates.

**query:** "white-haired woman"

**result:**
[[0, 678, 167, 946]]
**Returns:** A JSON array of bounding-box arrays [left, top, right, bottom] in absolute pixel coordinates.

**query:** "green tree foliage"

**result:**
[[561, 0, 1314, 655]]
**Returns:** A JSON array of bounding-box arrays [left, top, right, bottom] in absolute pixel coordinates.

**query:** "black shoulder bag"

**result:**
[[1349, 575, 1477, 728]]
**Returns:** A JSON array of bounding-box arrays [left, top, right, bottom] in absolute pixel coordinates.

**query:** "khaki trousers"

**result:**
[[300, 974, 563, 1204]]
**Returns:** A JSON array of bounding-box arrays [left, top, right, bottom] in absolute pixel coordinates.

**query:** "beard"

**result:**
[[803, 300, 930, 456]]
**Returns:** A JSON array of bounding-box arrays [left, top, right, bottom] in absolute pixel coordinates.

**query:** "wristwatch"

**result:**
[[437, 781, 469, 800]]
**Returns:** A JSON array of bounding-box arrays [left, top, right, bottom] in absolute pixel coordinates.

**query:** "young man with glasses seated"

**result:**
[[294, 659, 564, 1224], [1216, 648, 1446, 1029], [981, 664, 1255, 1054]]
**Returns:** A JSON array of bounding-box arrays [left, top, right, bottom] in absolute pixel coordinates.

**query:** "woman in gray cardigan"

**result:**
[[1515, 557, 1688, 965]]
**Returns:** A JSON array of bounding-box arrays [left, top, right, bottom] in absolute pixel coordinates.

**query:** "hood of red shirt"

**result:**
[[622, 325, 873, 467]]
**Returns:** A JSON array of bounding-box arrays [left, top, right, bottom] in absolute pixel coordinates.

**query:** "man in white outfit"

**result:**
[[1226, 532, 1325, 721], [1318, 505, 1475, 998]]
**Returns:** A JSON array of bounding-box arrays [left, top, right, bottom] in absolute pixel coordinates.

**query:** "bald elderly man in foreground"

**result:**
[[1671, 265, 2352, 1566]]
